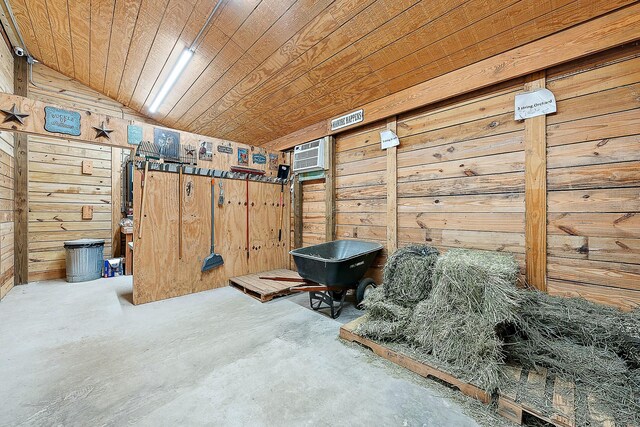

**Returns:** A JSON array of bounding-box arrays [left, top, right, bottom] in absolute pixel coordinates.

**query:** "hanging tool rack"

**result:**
[[132, 160, 289, 185]]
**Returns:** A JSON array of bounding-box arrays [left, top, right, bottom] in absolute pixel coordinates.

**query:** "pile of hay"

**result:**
[[504, 291, 640, 425], [355, 245, 439, 341], [353, 245, 640, 425], [408, 249, 521, 391]]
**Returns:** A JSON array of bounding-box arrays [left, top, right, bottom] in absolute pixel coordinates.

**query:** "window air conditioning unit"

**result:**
[[293, 138, 326, 173]]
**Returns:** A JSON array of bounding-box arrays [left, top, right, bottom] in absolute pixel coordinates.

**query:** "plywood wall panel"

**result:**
[[132, 170, 290, 304]]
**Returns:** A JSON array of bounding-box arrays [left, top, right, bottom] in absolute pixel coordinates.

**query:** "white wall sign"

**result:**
[[331, 109, 364, 131], [515, 88, 556, 120], [380, 129, 399, 150]]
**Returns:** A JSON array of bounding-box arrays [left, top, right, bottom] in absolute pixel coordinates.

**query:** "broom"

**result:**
[[202, 177, 224, 271]]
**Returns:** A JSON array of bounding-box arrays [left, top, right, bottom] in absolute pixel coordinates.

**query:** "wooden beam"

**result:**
[[386, 116, 397, 254], [14, 55, 28, 286], [0, 92, 241, 150], [111, 147, 123, 257], [324, 136, 335, 242], [266, 3, 640, 150], [293, 174, 302, 249], [524, 71, 547, 291]]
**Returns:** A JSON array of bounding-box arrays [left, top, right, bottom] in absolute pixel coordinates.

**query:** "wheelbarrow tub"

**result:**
[[290, 240, 383, 288]]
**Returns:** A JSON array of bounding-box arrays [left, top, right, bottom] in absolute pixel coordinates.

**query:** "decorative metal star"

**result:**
[[1, 103, 29, 125], [184, 145, 196, 156], [93, 121, 114, 139]]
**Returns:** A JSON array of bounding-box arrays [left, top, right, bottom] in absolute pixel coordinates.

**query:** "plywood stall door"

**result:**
[[133, 169, 290, 304]]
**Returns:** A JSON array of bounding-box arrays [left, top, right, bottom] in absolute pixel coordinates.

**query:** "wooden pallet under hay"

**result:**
[[498, 366, 624, 427], [229, 269, 302, 302], [340, 316, 625, 427], [340, 316, 491, 403]]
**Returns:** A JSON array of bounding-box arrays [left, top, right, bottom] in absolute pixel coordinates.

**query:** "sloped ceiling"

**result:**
[[6, 0, 634, 145]]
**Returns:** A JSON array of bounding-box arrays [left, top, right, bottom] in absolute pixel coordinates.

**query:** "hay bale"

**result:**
[[407, 249, 521, 391], [383, 245, 439, 307], [430, 249, 521, 323]]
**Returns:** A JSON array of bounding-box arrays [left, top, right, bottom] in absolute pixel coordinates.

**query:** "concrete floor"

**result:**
[[0, 277, 479, 426]]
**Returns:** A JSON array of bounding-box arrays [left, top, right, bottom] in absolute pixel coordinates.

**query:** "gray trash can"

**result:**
[[64, 239, 105, 282]]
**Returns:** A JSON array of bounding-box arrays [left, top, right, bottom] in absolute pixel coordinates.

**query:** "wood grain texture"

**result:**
[[268, 3, 640, 150], [133, 170, 290, 304], [386, 116, 397, 254], [0, 40, 13, 297], [7, 0, 637, 145], [13, 51, 26, 286], [523, 71, 547, 291]]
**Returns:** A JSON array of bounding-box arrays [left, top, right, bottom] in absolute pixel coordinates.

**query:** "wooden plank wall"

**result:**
[[295, 44, 639, 310], [301, 179, 326, 247], [0, 39, 13, 298], [544, 45, 640, 309], [396, 79, 527, 270], [335, 122, 389, 283], [25, 64, 146, 282]]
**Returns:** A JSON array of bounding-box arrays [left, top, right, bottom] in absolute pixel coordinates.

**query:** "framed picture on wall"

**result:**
[[153, 128, 180, 162], [199, 141, 212, 161], [238, 147, 248, 166]]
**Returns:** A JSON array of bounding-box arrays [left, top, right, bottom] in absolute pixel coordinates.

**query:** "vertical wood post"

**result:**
[[293, 174, 302, 250], [386, 116, 398, 255], [111, 147, 123, 257], [14, 54, 28, 285], [524, 71, 547, 291], [324, 136, 335, 242]]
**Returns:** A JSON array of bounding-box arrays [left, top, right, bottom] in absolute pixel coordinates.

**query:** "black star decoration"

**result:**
[[185, 146, 196, 156], [1, 103, 29, 125], [93, 121, 114, 139]]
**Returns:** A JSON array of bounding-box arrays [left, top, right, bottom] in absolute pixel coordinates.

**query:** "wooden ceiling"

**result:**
[[6, 0, 635, 146]]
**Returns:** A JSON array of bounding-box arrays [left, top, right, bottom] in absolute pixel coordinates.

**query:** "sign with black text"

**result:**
[[330, 109, 364, 131], [515, 89, 556, 120]]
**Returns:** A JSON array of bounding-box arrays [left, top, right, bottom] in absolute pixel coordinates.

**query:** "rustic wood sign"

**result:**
[[44, 106, 81, 136]]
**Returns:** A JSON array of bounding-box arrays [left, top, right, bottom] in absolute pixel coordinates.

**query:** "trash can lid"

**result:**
[[64, 238, 105, 248]]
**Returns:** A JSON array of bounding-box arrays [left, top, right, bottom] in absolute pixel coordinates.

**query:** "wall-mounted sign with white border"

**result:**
[[330, 109, 364, 131], [380, 129, 400, 150], [514, 88, 557, 120]]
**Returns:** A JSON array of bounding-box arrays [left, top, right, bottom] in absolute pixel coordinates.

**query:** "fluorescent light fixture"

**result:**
[[148, 48, 194, 113]]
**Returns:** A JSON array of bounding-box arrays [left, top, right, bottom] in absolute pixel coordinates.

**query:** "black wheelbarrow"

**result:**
[[262, 240, 382, 318]]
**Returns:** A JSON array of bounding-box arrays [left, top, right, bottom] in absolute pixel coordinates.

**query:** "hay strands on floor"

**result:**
[[341, 315, 491, 404], [341, 315, 626, 427]]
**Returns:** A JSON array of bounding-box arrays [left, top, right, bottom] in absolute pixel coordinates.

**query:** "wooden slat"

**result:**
[[386, 116, 397, 254], [14, 51, 27, 286], [551, 377, 576, 426], [325, 136, 335, 241], [524, 71, 547, 291]]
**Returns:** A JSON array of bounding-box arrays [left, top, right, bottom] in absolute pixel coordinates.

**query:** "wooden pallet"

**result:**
[[498, 365, 625, 427], [229, 269, 303, 302], [341, 316, 630, 427], [339, 316, 491, 404]]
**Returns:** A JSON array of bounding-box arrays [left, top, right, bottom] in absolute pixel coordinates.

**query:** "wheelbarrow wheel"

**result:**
[[356, 278, 377, 309], [330, 290, 344, 300]]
